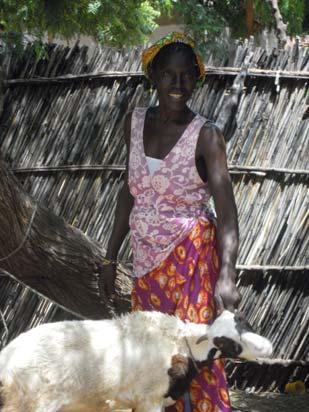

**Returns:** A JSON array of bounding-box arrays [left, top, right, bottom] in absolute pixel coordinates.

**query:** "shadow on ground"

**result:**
[[231, 390, 309, 412]]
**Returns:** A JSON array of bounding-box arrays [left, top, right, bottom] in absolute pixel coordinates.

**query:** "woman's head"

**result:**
[[142, 32, 205, 87], [142, 32, 205, 110], [149, 42, 200, 80]]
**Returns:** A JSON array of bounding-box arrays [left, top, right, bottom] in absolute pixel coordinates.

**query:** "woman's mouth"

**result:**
[[168, 93, 184, 100]]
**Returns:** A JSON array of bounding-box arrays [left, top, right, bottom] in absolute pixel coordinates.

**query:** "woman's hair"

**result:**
[[149, 42, 200, 78]]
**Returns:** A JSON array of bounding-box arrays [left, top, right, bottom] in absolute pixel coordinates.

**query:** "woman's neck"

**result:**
[[156, 104, 193, 124]]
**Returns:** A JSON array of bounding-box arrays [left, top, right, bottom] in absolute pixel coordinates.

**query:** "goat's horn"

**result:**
[[196, 334, 208, 344]]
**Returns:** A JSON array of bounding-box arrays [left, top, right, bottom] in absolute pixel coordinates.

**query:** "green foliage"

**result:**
[[173, 0, 307, 56], [304, 1, 309, 32], [0, 0, 173, 46], [254, 0, 305, 34], [0, 0, 306, 44], [0, 0, 307, 63], [173, 1, 225, 40], [169, 0, 307, 63], [280, 0, 306, 34], [190, 1, 307, 39]]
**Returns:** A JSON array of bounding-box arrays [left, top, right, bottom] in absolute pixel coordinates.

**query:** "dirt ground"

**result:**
[[230, 390, 309, 412], [114, 390, 309, 411]]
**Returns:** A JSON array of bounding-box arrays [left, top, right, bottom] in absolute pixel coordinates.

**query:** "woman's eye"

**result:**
[[162, 71, 171, 78], [184, 72, 194, 79]]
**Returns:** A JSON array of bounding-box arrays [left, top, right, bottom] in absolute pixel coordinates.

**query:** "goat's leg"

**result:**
[[33, 400, 64, 412], [135, 402, 163, 412]]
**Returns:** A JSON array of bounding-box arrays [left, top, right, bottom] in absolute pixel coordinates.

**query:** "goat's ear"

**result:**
[[196, 334, 208, 345]]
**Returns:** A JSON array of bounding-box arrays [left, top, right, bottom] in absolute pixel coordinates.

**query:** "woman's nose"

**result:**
[[172, 73, 182, 88]]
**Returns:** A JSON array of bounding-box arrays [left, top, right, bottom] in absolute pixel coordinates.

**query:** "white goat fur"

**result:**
[[0, 310, 272, 412]]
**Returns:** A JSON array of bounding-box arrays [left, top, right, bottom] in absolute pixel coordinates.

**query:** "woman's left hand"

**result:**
[[199, 124, 241, 314], [214, 266, 241, 313]]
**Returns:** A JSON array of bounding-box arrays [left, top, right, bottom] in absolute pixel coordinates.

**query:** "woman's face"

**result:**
[[151, 50, 199, 111]]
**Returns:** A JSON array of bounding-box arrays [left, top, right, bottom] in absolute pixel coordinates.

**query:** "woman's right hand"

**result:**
[[102, 111, 134, 301], [99, 264, 117, 299]]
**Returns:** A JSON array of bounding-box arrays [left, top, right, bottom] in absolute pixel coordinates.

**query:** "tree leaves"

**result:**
[[0, 0, 307, 61], [0, 0, 172, 47]]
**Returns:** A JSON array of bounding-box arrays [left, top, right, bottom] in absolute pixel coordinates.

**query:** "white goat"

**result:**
[[0, 310, 272, 412]]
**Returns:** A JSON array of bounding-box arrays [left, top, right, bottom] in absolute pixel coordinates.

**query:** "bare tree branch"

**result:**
[[0, 157, 132, 319], [266, 0, 288, 46]]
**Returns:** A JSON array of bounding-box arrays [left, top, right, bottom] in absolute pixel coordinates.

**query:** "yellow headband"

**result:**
[[142, 32, 206, 86]]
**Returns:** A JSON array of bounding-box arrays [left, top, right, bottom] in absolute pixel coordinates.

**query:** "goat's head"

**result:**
[[197, 310, 273, 361]]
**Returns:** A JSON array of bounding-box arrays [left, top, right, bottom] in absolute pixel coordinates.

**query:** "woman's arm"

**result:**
[[198, 123, 241, 312], [100, 111, 134, 297]]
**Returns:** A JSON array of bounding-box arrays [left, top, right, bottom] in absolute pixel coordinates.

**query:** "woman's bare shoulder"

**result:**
[[197, 121, 226, 155]]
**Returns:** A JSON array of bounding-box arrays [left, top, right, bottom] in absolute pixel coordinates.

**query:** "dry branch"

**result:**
[[237, 265, 308, 271], [10, 164, 126, 174], [9, 164, 309, 176], [232, 358, 309, 366], [3, 67, 309, 87]]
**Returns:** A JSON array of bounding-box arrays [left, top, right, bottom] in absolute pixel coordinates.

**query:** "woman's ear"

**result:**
[[143, 77, 153, 91], [147, 65, 157, 89]]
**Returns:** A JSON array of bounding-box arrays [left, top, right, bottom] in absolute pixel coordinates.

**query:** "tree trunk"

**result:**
[[0, 157, 132, 319], [245, 0, 254, 37], [266, 0, 288, 46]]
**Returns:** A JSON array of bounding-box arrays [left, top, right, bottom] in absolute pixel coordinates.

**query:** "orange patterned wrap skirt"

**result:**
[[131, 217, 232, 412]]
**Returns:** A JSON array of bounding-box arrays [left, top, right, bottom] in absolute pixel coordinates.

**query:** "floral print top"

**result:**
[[128, 107, 214, 277]]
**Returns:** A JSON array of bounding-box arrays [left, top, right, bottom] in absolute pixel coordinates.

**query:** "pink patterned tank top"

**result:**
[[128, 107, 214, 277]]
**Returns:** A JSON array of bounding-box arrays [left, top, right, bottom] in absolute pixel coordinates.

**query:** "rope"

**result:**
[[184, 337, 201, 373], [0, 204, 38, 262], [101, 256, 132, 267], [184, 392, 192, 412]]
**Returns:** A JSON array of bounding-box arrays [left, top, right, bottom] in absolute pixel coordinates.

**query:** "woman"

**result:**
[[103, 32, 240, 412]]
